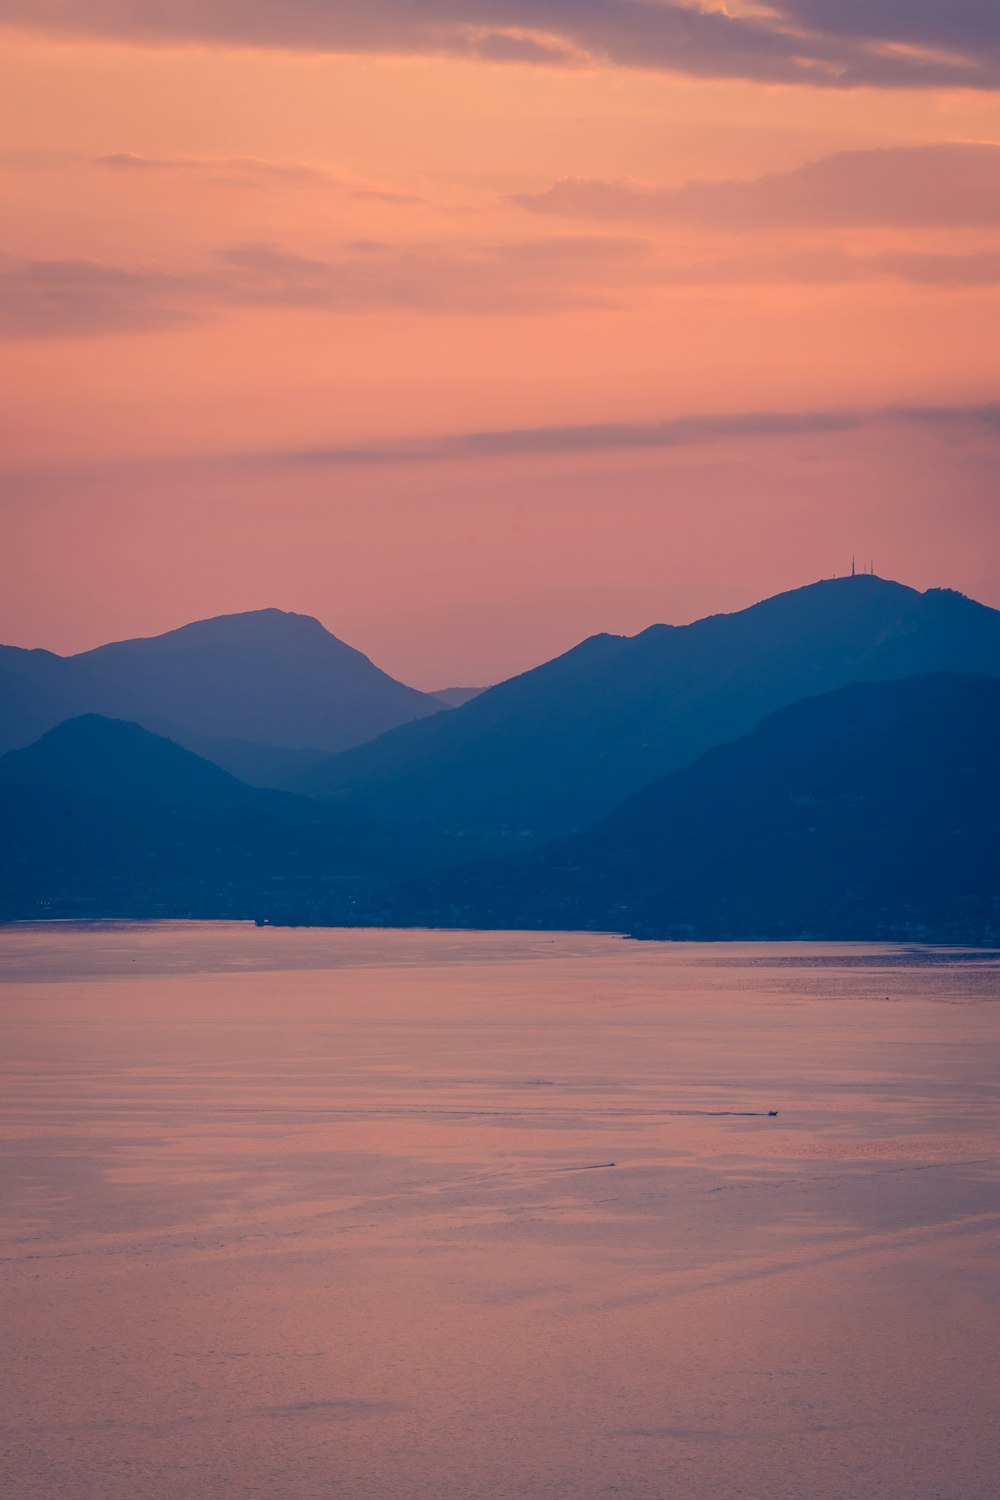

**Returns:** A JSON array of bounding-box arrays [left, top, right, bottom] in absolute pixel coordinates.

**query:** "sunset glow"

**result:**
[[2, 6, 999, 684]]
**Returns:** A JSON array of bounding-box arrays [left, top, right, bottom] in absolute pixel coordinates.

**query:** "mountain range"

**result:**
[[379, 672, 1000, 943], [298, 575, 1000, 852], [0, 714, 421, 921], [0, 608, 453, 785], [2, 574, 998, 940]]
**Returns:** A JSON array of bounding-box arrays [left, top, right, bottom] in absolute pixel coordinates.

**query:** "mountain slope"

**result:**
[[380, 673, 1000, 944], [297, 575, 1000, 847], [430, 686, 487, 707], [0, 713, 266, 811], [0, 609, 446, 776], [0, 715, 418, 920], [0, 645, 99, 753]]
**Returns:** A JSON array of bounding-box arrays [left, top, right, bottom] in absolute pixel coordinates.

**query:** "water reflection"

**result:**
[[2, 924, 998, 1499]]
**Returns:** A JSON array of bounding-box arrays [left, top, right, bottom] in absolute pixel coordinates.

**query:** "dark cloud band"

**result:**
[[2, 1, 1000, 90], [242, 403, 1000, 470], [3, 401, 998, 503]]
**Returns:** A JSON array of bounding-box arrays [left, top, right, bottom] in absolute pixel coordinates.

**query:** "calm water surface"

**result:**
[[1, 924, 998, 1500]]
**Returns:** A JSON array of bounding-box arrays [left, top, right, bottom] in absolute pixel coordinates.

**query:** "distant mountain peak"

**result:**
[[297, 571, 1000, 842], [89, 606, 345, 651], [0, 712, 247, 809], [0, 608, 447, 767], [739, 571, 916, 608]]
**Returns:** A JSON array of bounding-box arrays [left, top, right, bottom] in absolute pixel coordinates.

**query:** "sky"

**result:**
[[2, 3, 999, 687]]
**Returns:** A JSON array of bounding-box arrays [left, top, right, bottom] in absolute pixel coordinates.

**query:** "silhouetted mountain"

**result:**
[[0, 716, 422, 920], [0, 714, 264, 811], [298, 577, 1000, 852], [380, 674, 1000, 944], [0, 609, 446, 782]]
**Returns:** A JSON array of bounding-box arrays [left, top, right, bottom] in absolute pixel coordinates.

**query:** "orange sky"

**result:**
[[2, 8, 999, 685]]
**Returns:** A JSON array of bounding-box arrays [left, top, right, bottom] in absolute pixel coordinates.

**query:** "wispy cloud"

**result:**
[[646, 247, 1000, 288], [0, 235, 648, 339], [4, 227, 1000, 342], [0, 254, 205, 339], [221, 401, 1000, 470], [870, 250, 1000, 286], [219, 235, 648, 314], [92, 152, 427, 203], [3, 401, 998, 501], [515, 144, 1000, 228], [2, 1, 1000, 90]]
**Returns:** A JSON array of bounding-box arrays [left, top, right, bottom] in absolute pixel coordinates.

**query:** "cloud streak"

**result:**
[[8, 400, 999, 497], [0, 236, 648, 339], [630, 247, 1000, 289], [236, 402, 1000, 470], [515, 144, 1000, 228], [93, 152, 427, 203], [0, 255, 204, 339], [4, 227, 1000, 341], [3, 1, 1000, 91], [4, 402, 999, 510]]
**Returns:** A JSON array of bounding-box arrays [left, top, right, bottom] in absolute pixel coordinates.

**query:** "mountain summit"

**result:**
[[0, 608, 446, 781], [297, 575, 1000, 846]]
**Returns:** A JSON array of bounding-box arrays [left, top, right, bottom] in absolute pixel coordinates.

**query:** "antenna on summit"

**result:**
[[851, 555, 856, 577]]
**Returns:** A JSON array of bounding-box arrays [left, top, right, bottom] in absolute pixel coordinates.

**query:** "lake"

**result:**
[[1, 923, 998, 1500]]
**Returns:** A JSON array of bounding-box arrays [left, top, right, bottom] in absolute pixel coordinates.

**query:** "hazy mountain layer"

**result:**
[[378, 673, 1000, 944], [430, 687, 487, 708], [0, 715, 422, 920], [0, 609, 446, 777]]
